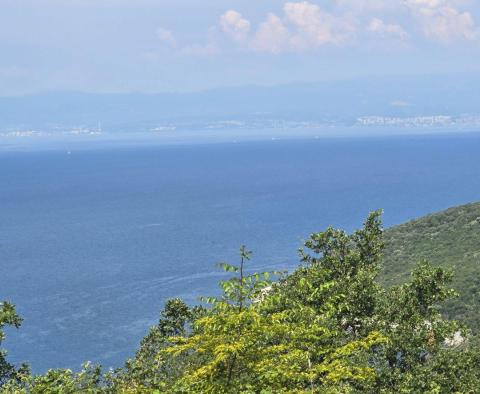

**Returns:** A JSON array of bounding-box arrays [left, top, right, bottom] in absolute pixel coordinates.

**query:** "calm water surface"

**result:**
[[1, 132, 480, 371]]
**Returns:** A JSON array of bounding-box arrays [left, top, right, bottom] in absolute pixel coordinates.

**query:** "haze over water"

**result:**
[[1, 132, 480, 372]]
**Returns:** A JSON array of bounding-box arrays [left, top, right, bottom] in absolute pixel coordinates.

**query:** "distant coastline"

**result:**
[[1, 127, 480, 154]]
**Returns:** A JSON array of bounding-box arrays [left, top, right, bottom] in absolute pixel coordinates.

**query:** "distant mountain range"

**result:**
[[1, 73, 480, 133], [383, 201, 480, 334]]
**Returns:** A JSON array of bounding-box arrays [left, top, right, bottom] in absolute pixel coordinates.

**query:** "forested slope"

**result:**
[[2, 207, 480, 392], [383, 201, 480, 331]]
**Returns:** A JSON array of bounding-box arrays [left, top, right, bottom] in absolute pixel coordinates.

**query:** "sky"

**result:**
[[1, 0, 480, 95]]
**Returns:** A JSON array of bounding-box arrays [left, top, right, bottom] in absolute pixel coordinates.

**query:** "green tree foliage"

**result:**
[[2, 211, 480, 393], [156, 244, 384, 393], [0, 301, 28, 386], [114, 298, 201, 391], [2, 363, 103, 394], [382, 201, 480, 332]]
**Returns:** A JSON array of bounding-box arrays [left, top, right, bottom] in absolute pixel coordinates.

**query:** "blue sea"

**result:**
[[1, 131, 480, 372]]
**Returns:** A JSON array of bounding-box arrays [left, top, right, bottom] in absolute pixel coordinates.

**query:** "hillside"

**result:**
[[2, 73, 480, 131], [3, 208, 480, 392], [383, 201, 480, 332]]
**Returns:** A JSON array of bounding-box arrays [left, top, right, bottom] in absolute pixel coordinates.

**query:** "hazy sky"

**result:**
[[1, 0, 479, 95]]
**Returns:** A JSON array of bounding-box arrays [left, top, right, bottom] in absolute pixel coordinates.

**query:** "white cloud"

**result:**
[[284, 1, 354, 47], [249, 1, 355, 53], [406, 0, 443, 8], [405, 0, 478, 42], [335, 0, 388, 11], [423, 7, 477, 42], [219, 10, 251, 42], [156, 28, 177, 48], [149, 28, 219, 58], [367, 18, 408, 40], [212, 0, 479, 54], [251, 13, 292, 53]]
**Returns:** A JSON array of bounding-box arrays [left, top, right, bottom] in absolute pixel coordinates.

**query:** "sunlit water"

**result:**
[[1, 131, 480, 372]]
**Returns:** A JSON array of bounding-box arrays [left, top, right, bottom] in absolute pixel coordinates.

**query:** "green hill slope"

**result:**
[[382, 201, 480, 332]]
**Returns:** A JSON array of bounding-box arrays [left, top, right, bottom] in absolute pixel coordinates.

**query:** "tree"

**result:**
[[0, 301, 28, 386], [118, 298, 198, 391], [161, 244, 386, 393], [4, 211, 480, 393], [372, 261, 465, 392], [2, 362, 103, 394]]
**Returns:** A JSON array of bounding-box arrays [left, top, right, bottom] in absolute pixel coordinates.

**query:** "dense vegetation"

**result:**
[[383, 202, 480, 332], [2, 209, 480, 392]]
